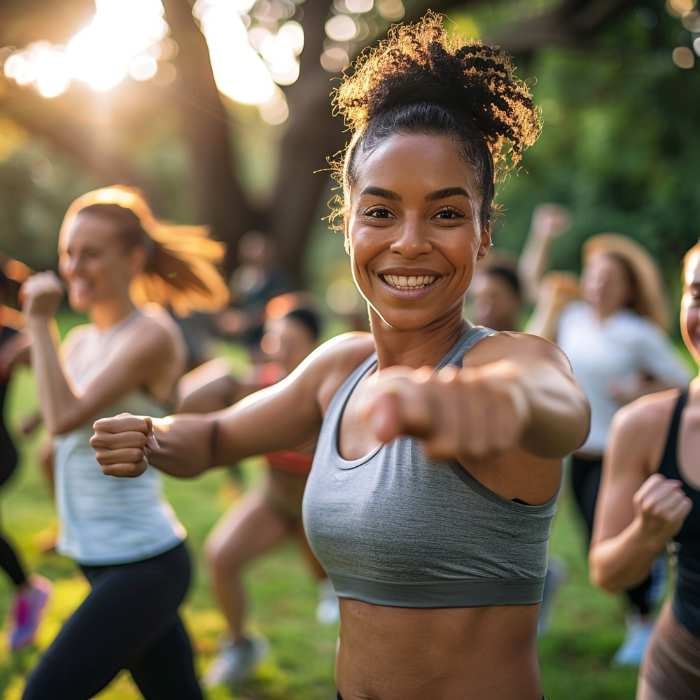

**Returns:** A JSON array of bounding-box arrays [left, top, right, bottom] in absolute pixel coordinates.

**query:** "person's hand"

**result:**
[[21, 272, 63, 320], [531, 204, 571, 242], [633, 473, 692, 548], [90, 413, 157, 478], [537, 272, 580, 312], [358, 361, 530, 461]]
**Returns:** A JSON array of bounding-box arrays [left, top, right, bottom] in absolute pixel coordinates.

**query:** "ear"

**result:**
[[477, 225, 492, 260], [343, 218, 351, 256]]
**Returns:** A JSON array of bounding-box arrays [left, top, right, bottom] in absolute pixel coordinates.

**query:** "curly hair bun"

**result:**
[[334, 12, 541, 180]]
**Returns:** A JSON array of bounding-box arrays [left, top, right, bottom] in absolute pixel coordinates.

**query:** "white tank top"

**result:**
[[54, 311, 185, 565]]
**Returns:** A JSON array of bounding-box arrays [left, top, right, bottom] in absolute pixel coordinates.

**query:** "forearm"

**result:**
[[518, 361, 590, 458], [149, 383, 320, 477], [589, 518, 665, 593], [27, 319, 82, 435], [518, 232, 552, 304]]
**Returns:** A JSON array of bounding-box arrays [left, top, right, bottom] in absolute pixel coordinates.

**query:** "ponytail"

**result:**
[[61, 186, 230, 315]]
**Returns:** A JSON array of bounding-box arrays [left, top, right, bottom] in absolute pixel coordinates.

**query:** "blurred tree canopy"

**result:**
[[0, 0, 698, 289]]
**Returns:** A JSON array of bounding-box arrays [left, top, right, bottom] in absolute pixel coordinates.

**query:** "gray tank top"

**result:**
[[302, 325, 558, 608]]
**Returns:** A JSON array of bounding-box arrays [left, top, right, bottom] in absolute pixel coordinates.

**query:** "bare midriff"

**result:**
[[336, 599, 542, 700]]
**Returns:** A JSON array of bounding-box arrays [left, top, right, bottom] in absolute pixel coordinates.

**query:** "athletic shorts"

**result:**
[[262, 468, 307, 525], [639, 603, 700, 699]]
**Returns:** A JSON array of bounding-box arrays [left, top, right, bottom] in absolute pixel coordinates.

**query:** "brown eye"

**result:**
[[364, 207, 393, 219], [434, 207, 464, 221]]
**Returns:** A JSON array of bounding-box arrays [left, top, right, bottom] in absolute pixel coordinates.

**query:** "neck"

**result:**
[[689, 375, 700, 404], [369, 308, 468, 370], [89, 296, 137, 330]]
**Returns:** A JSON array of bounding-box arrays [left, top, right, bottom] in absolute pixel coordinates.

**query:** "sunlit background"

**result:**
[[0, 0, 411, 125]]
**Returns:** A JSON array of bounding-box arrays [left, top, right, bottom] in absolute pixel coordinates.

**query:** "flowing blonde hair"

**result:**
[[60, 186, 229, 316], [583, 234, 669, 331]]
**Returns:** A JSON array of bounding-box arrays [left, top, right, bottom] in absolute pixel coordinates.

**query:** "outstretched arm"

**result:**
[[360, 333, 589, 462], [92, 334, 375, 478], [589, 396, 692, 593]]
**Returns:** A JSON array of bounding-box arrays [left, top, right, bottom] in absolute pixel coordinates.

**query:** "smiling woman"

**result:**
[[20, 187, 228, 700], [90, 13, 590, 700]]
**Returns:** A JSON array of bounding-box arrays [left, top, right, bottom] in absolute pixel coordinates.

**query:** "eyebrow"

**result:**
[[359, 186, 470, 201]]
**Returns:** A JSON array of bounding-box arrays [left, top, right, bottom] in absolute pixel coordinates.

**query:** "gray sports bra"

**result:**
[[302, 325, 558, 608]]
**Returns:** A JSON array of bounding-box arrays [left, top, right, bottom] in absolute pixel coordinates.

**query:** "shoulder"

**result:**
[[124, 309, 179, 360], [467, 330, 571, 370], [316, 332, 375, 369], [612, 388, 679, 442], [304, 332, 375, 412]]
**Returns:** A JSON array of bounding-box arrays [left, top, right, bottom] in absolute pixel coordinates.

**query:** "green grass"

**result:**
[[0, 325, 641, 699]]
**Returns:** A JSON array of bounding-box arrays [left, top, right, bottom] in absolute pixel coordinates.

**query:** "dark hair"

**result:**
[[61, 186, 230, 316], [484, 264, 522, 300], [284, 306, 322, 342], [331, 12, 541, 231], [265, 292, 323, 342]]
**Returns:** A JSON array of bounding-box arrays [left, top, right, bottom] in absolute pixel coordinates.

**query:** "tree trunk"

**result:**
[[162, 0, 257, 276]]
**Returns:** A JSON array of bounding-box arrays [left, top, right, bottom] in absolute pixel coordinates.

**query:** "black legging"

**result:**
[[23, 541, 202, 700], [0, 532, 27, 587], [0, 426, 27, 588], [570, 455, 655, 616]]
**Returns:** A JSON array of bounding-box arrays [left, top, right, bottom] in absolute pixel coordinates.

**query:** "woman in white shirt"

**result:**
[[521, 229, 690, 665]]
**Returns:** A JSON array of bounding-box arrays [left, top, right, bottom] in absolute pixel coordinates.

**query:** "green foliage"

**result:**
[[493, 6, 700, 286]]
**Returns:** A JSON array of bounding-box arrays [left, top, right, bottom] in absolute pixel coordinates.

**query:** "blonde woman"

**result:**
[[521, 228, 691, 664], [21, 186, 228, 700]]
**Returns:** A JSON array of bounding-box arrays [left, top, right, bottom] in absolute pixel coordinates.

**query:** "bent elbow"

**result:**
[[588, 554, 623, 595]]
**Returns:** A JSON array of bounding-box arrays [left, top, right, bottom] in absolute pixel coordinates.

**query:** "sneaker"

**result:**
[[9, 575, 52, 652], [204, 636, 268, 687], [537, 557, 567, 636], [316, 579, 340, 625], [612, 615, 655, 667]]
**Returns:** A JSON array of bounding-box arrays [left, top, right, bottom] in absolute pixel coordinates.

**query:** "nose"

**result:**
[[389, 217, 432, 259]]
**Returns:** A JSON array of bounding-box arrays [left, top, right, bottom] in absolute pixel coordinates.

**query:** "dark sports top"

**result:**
[[303, 326, 558, 608], [657, 390, 700, 637]]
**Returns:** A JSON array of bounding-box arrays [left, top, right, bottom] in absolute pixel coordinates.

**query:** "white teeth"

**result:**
[[383, 274, 436, 290]]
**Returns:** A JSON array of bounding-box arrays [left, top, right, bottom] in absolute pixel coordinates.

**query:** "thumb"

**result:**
[[144, 417, 159, 450]]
